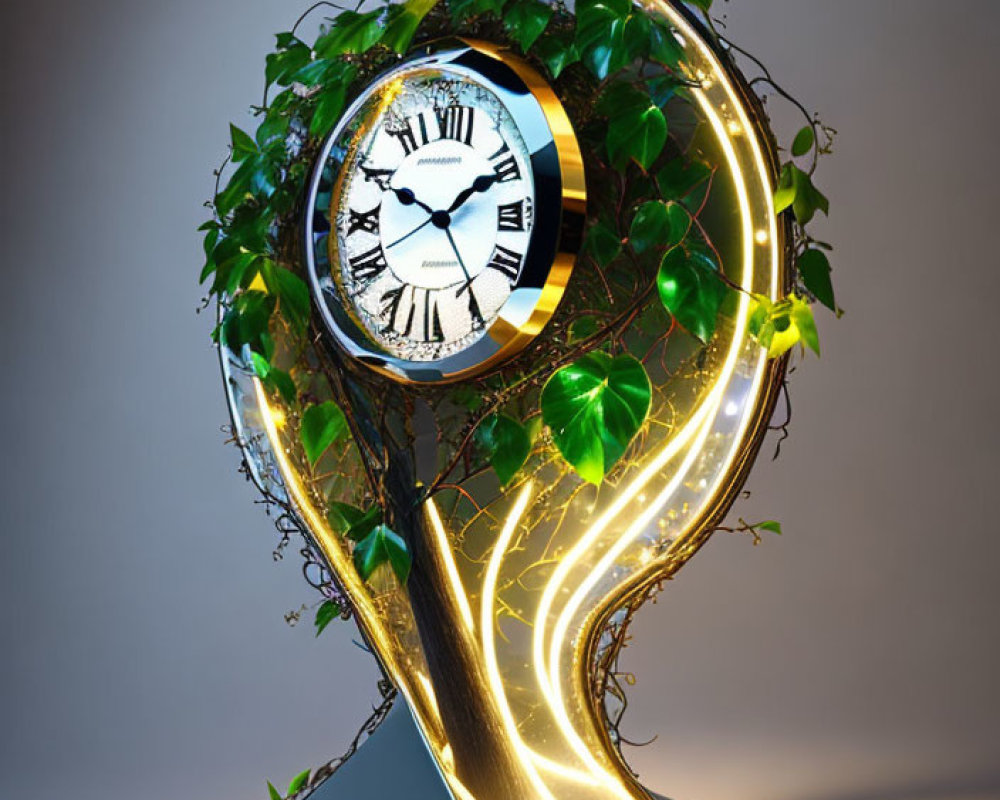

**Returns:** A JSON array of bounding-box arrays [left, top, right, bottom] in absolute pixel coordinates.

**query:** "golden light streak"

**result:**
[[246, 2, 784, 795], [479, 482, 557, 800], [529, 3, 782, 787], [427, 497, 476, 634]]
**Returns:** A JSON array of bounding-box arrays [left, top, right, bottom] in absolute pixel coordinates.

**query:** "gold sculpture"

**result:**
[[221, 3, 787, 797]]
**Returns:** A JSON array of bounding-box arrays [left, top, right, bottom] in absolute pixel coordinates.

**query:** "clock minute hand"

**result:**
[[446, 174, 499, 214], [390, 186, 435, 215]]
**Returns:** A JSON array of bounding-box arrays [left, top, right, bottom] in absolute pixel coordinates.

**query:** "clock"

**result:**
[[304, 39, 586, 384]]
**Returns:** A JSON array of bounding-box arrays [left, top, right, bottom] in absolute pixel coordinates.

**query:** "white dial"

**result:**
[[332, 67, 535, 362]]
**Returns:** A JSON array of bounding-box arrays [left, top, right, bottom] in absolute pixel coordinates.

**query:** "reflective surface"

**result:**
[[305, 41, 585, 384], [225, 4, 787, 798]]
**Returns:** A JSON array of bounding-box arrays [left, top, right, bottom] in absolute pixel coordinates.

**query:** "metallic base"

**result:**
[[306, 703, 671, 800]]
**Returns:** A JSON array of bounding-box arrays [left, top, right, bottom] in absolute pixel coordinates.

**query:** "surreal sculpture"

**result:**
[[203, 1, 834, 797]]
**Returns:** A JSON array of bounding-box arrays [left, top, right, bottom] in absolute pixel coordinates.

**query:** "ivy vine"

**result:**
[[202, 0, 836, 603]]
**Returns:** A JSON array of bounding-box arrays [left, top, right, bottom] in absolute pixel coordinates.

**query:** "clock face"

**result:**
[[305, 42, 585, 384], [333, 68, 535, 362]]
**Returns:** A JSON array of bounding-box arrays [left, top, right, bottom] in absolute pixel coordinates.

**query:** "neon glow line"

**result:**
[[478, 481, 558, 800], [426, 497, 476, 634], [530, 3, 780, 782]]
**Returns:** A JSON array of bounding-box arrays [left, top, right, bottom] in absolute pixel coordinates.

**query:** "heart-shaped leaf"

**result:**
[[575, 0, 630, 79], [657, 246, 728, 342], [300, 401, 347, 466], [503, 0, 553, 51], [629, 200, 691, 254], [533, 32, 579, 78], [607, 103, 667, 170], [475, 414, 531, 485], [541, 352, 651, 484], [353, 524, 411, 584]]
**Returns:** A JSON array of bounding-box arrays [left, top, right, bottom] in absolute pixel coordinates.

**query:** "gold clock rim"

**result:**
[[324, 38, 587, 386]]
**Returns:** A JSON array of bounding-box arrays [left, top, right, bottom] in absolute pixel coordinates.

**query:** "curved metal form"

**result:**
[[221, 3, 788, 798]]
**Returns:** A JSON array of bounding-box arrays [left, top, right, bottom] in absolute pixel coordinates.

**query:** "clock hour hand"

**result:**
[[390, 186, 435, 215], [446, 174, 499, 214]]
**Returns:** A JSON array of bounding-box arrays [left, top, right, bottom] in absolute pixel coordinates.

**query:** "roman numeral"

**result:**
[[491, 154, 521, 184], [435, 105, 474, 145], [423, 290, 444, 343], [467, 286, 484, 328], [380, 287, 404, 331], [348, 246, 388, 282], [360, 165, 395, 191], [347, 204, 380, 237], [497, 200, 525, 232], [487, 245, 523, 282], [387, 114, 430, 156], [380, 286, 444, 342]]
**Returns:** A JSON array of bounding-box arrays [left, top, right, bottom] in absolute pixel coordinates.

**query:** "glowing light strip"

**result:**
[[426, 497, 476, 634], [529, 3, 781, 788], [479, 482, 558, 800]]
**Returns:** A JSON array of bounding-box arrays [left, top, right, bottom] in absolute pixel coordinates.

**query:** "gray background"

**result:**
[[2, 1, 998, 799]]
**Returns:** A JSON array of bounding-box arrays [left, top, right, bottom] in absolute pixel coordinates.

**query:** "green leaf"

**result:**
[[211, 251, 257, 296], [541, 352, 652, 484], [583, 219, 622, 266], [622, 13, 650, 61], [657, 157, 712, 203], [300, 401, 348, 466], [657, 246, 728, 343], [215, 158, 255, 217], [575, 0, 629, 80], [265, 39, 311, 88], [256, 111, 290, 151], [754, 520, 783, 535], [797, 248, 837, 312], [259, 260, 311, 333], [775, 163, 829, 225], [310, 84, 347, 139], [314, 10, 384, 57], [328, 502, 382, 542], [748, 293, 821, 358], [791, 125, 815, 157], [568, 315, 600, 343], [649, 20, 684, 67], [790, 294, 820, 355], [629, 200, 690, 254], [220, 291, 276, 357], [314, 599, 341, 636], [503, 0, 552, 51], [533, 32, 579, 78], [250, 353, 297, 405], [230, 124, 258, 162], [476, 414, 531, 485], [382, 0, 438, 53], [267, 782, 282, 800], [288, 769, 311, 795], [353, 524, 411, 584], [687, 0, 713, 10], [450, 0, 506, 20], [607, 103, 667, 170]]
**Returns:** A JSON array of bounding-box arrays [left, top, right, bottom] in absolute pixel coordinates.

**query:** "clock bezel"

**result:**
[[303, 38, 586, 385]]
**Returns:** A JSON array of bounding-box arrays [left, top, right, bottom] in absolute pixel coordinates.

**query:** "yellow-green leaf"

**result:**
[[541, 352, 651, 484]]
